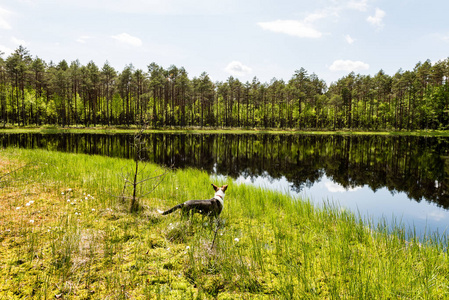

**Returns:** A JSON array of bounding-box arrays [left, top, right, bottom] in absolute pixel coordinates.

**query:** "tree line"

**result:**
[[1, 46, 448, 130]]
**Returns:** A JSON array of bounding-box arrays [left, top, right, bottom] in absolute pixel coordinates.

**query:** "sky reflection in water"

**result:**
[[234, 173, 449, 237]]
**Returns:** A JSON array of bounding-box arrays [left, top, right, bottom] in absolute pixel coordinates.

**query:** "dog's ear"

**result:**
[[212, 184, 218, 191], [222, 185, 228, 192]]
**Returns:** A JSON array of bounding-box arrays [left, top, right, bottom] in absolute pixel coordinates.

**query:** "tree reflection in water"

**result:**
[[2, 132, 449, 232]]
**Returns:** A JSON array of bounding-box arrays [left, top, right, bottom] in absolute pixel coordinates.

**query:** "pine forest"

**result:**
[[1, 46, 449, 130]]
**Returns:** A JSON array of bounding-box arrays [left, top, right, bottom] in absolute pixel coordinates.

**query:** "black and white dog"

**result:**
[[159, 184, 228, 218]]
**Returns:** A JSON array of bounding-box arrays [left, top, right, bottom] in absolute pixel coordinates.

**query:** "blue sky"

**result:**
[[0, 0, 448, 84]]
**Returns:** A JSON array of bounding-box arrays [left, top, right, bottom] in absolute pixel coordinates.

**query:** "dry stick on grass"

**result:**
[[210, 218, 223, 250], [0, 164, 27, 187]]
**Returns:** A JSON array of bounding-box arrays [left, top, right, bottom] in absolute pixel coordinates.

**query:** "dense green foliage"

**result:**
[[1, 46, 449, 130]]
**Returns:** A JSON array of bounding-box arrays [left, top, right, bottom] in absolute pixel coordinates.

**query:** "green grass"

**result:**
[[1, 148, 448, 299], [1, 125, 449, 136]]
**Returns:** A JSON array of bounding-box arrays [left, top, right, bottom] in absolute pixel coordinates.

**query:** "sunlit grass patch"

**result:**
[[1, 148, 448, 299]]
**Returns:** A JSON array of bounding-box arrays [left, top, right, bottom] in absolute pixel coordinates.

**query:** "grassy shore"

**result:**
[[1, 125, 449, 136], [1, 148, 448, 299]]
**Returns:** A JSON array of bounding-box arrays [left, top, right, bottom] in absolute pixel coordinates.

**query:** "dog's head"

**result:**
[[212, 184, 228, 193]]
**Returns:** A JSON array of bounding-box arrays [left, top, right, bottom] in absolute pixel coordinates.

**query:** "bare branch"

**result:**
[[0, 164, 27, 181], [135, 172, 168, 185], [110, 113, 170, 213], [0, 164, 28, 188], [139, 177, 166, 198]]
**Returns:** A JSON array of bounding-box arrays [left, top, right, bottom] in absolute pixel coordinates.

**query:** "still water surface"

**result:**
[[2, 132, 449, 236]]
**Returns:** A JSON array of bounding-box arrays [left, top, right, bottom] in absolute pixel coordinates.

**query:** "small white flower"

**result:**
[[186, 246, 190, 250], [61, 192, 64, 195], [26, 202, 31, 206], [16, 207, 21, 210], [68, 188, 72, 192], [85, 197, 88, 200], [29, 220, 34, 224], [176, 187, 178, 190], [234, 238, 239, 242], [75, 212, 79, 215], [92, 209, 95, 212], [67, 199, 70, 202], [167, 247, 170, 251]]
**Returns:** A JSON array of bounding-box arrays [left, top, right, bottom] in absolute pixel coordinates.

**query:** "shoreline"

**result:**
[[1, 125, 449, 136]]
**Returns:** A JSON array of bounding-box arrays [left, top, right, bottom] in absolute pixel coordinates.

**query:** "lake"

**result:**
[[2, 132, 449, 237]]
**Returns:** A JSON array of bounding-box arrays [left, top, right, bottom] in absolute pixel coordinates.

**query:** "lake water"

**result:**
[[2, 132, 449, 237]]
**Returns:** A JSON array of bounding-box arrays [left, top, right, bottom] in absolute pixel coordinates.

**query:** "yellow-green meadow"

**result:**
[[1, 148, 448, 299]]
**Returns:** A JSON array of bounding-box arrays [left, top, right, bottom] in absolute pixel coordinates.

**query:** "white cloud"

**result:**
[[347, 0, 369, 12], [304, 11, 328, 24], [367, 8, 386, 28], [329, 59, 369, 72], [76, 35, 92, 44], [257, 19, 322, 39], [0, 44, 13, 56], [345, 34, 355, 44], [426, 210, 447, 222], [257, 7, 341, 39], [438, 34, 449, 42], [111, 33, 142, 47], [431, 33, 449, 43], [225, 61, 252, 77], [11, 36, 29, 47], [0, 6, 12, 30]]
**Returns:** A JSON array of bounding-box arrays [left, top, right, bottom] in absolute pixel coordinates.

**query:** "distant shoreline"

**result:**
[[1, 126, 449, 136]]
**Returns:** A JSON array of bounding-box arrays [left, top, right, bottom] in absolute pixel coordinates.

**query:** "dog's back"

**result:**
[[182, 198, 223, 217], [159, 184, 228, 217]]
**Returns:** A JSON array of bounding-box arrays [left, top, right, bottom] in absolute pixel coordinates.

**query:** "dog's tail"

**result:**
[[159, 203, 183, 215]]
